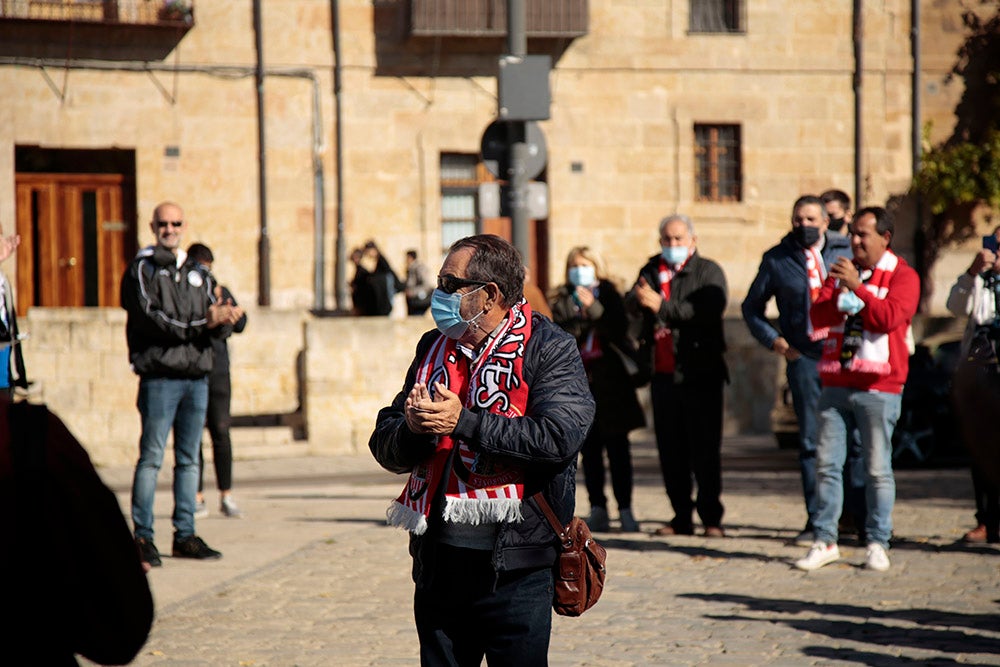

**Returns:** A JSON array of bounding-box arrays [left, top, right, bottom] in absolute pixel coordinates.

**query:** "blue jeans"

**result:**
[[131, 376, 209, 541], [813, 386, 901, 549], [787, 357, 867, 530], [415, 545, 553, 667]]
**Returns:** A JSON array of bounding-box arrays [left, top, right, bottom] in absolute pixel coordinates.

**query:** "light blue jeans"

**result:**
[[813, 386, 901, 549], [131, 376, 209, 541]]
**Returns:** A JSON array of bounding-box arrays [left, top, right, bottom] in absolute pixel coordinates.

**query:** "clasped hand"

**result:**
[[207, 299, 244, 328], [405, 382, 462, 435]]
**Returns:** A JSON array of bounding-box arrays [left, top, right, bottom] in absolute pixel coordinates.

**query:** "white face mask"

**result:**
[[661, 246, 689, 266], [430, 285, 486, 339], [568, 265, 596, 288]]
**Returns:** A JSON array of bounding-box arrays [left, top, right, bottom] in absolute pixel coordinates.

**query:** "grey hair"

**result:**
[[659, 214, 695, 237]]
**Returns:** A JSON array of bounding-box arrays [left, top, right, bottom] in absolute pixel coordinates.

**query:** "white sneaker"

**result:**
[[194, 500, 209, 519], [865, 543, 891, 571], [220, 496, 244, 518], [794, 542, 840, 571]]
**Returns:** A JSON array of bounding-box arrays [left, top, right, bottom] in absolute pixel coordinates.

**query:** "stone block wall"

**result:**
[[21, 306, 788, 467]]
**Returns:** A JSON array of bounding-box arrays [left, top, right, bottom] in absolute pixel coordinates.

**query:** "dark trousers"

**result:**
[[972, 467, 1000, 540], [198, 374, 233, 493], [651, 373, 724, 530], [581, 428, 633, 511], [414, 545, 553, 667]]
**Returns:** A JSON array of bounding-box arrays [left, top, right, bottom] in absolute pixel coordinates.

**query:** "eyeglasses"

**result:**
[[155, 220, 183, 229], [437, 274, 489, 294]]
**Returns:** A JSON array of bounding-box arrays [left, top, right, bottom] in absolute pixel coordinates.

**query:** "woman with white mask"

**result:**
[[549, 246, 646, 532]]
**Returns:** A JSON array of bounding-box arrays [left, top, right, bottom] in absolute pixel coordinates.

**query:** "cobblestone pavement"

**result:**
[[91, 432, 1000, 666]]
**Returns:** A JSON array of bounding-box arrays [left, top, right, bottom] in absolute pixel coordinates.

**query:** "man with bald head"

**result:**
[[121, 201, 243, 568]]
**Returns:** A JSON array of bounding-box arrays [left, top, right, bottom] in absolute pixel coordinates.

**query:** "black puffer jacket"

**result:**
[[369, 313, 595, 586], [120, 245, 219, 378]]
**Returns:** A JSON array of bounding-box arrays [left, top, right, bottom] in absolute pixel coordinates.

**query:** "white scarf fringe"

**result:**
[[387, 501, 429, 535], [443, 496, 524, 525]]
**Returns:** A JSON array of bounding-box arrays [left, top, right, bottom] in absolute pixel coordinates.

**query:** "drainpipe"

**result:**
[[253, 0, 270, 305], [853, 0, 863, 207], [331, 0, 349, 312], [911, 0, 922, 219]]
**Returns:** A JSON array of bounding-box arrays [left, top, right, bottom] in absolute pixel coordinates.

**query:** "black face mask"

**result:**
[[828, 216, 846, 232], [792, 225, 821, 248]]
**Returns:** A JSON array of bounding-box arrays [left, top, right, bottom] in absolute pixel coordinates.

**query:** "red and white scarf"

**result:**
[[386, 300, 533, 535], [804, 246, 830, 341], [817, 250, 898, 377], [654, 257, 687, 374]]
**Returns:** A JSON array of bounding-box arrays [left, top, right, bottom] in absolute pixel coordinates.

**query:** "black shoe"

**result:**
[[172, 535, 223, 560], [136, 537, 162, 567]]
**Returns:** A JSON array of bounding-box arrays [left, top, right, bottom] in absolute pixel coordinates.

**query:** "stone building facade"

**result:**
[[0, 0, 985, 465]]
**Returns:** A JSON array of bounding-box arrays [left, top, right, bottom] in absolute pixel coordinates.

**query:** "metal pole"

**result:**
[[852, 0, 863, 208], [253, 0, 270, 306], [507, 0, 530, 263], [331, 0, 348, 311]]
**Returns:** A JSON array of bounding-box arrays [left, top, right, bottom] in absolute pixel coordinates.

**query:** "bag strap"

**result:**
[[532, 492, 570, 546]]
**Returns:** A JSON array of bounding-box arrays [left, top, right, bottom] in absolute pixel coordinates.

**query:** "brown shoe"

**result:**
[[652, 524, 694, 537], [963, 524, 988, 543], [704, 526, 726, 538]]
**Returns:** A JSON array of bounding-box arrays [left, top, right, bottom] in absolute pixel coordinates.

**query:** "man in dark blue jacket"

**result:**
[[741, 194, 864, 545], [370, 234, 594, 666]]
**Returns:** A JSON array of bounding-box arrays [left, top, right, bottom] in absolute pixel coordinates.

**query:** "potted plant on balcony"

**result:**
[[157, 0, 193, 24]]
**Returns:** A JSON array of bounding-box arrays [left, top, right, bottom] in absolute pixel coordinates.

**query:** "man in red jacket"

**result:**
[[795, 206, 919, 572]]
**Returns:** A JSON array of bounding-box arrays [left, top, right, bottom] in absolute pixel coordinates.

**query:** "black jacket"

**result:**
[[120, 245, 220, 378], [369, 313, 595, 587], [627, 252, 729, 384], [549, 280, 645, 435]]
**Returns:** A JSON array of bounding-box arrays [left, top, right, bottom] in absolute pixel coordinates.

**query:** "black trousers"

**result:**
[[198, 373, 233, 493], [651, 373, 724, 530], [414, 545, 553, 667], [972, 467, 1000, 540], [580, 428, 633, 511]]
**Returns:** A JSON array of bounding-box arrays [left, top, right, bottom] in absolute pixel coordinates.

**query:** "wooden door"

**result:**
[[14, 173, 128, 315]]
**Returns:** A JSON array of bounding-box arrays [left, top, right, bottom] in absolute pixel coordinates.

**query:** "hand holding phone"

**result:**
[[984, 235, 1000, 253]]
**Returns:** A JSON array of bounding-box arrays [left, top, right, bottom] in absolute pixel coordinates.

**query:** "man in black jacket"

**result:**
[[370, 234, 594, 666], [627, 214, 729, 538], [120, 201, 243, 568]]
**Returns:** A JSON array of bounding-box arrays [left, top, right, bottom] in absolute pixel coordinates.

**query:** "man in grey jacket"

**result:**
[[120, 201, 243, 568], [370, 234, 594, 666]]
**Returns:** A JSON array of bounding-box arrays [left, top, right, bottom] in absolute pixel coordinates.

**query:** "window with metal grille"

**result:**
[[694, 124, 742, 202], [440, 153, 483, 256], [689, 0, 743, 33]]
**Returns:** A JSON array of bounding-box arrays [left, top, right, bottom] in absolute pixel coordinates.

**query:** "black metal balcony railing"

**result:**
[[0, 0, 194, 27], [410, 0, 587, 38]]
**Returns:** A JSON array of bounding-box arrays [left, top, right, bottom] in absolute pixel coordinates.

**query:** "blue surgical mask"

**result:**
[[661, 246, 689, 266], [430, 285, 486, 339], [567, 265, 596, 288]]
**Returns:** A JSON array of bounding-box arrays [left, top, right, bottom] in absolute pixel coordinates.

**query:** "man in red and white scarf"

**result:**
[[741, 195, 865, 548], [627, 214, 729, 539], [370, 235, 594, 666], [795, 206, 919, 573]]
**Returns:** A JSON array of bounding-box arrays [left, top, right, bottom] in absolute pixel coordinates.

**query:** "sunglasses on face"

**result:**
[[155, 220, 183, 229], [437, 274, 489, 294]]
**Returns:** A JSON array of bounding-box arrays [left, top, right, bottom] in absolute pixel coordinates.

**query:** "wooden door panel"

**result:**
[[96, 185, 125, 308], [56, 185, 87, 307], [14, 173, 127, 312]]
